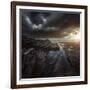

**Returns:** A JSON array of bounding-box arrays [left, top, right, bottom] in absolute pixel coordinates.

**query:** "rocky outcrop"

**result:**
[[21, 37, 80, 78]]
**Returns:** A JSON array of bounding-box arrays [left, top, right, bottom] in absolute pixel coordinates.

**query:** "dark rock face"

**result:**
[[22, 49, 74, 78], [21, 37, 80, 78]]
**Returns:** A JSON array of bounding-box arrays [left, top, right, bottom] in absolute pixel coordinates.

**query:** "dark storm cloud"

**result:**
[[20, 9, 80, 38]]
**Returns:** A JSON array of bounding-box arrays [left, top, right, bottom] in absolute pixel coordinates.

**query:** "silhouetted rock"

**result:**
[[21, 37, 80, 78]]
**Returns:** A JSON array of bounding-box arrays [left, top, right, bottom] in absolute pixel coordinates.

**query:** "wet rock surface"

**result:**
[[21, 37, 80, 78]]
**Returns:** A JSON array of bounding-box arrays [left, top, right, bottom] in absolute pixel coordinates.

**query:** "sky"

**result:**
[[20, 9, 80, 42]]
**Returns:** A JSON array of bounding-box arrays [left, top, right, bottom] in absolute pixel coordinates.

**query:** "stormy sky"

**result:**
[[20, 9, 80, 41]]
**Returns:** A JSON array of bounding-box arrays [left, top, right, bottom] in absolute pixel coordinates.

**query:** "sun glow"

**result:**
[[70, 32, 80, 41]]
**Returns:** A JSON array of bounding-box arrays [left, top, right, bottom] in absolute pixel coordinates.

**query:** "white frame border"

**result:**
[[16, 6, 85, 85]]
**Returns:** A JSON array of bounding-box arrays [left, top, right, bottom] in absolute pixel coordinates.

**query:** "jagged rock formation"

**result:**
[[21, 37, 80, 78]]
